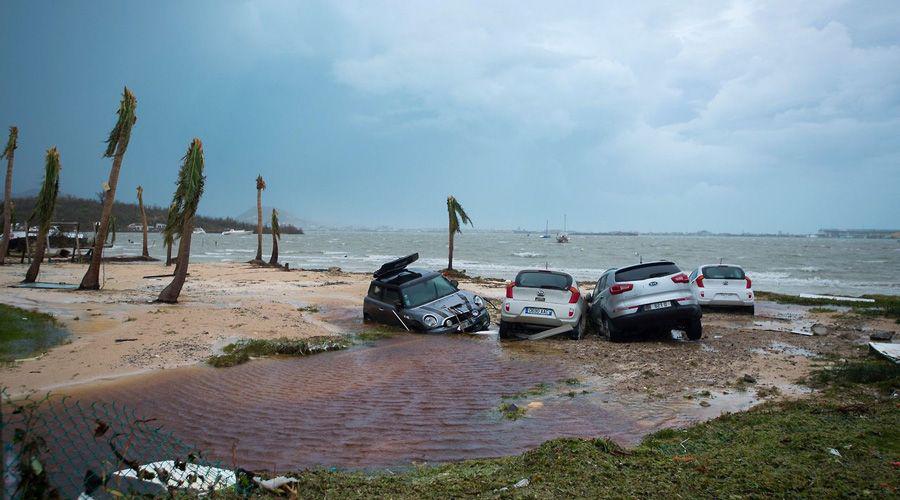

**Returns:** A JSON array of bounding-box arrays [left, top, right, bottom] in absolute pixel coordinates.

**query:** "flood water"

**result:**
[[61, 334, 754, 472]]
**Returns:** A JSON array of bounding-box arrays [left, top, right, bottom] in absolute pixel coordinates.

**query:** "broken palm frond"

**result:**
[[30, 148, 61, 235], [271, 208, 281, 239], [104, 87, 137, 158], [163, 141, 205, 240], [447, 195, 473, 234], [1, 125, 17, 159]]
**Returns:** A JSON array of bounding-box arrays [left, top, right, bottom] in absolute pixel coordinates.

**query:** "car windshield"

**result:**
[[515, 271, 572, 290], [615, 262, 681, 282], [402, 275, 458, 307], [703, 266, 745, 280]]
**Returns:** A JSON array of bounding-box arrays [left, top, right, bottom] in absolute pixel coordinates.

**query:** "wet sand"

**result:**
[[1, 260, 897, 470]]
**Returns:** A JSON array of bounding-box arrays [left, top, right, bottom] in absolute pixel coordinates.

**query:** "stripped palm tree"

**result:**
[[446, 195, 473, 271], [269, 208, 281, 266], [24, 148, 61, 283], [164, 201, 175, 266], [254, 175, 266, 262], [81, 87, 137, 289], [158, 139, 205, 303], [136, 185, 149, 258], [0, 126, 17, 265]]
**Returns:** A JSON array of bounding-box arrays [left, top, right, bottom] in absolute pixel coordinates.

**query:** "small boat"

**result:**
[[539, 220, 551, 238], [221, 228, 250, 236], [193, 227, 206, 234], [556, 214, 569, 243]]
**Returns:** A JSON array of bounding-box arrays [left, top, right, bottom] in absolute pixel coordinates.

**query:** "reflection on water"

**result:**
[[62, 335, 756, 471]]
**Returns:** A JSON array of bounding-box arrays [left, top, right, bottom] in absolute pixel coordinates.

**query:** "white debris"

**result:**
[[799, 293, 874, 303], [828, 448, 842, 458], [255, 475, 299, 491], [514, 478, 530, 488], [869, 342, 900, 364], [113, 460, 235, 491]]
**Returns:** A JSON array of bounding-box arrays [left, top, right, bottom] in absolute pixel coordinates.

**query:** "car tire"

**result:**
[[363, 312, 373, 323], [746, 305, 756, 316], [604, 316, 625, 343], [498, 321, 512, 339], [569, 316, 585, 340], [686, 318, 703, 340]]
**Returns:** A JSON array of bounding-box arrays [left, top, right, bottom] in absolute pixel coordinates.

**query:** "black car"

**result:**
[[363, 254, 491, 333]]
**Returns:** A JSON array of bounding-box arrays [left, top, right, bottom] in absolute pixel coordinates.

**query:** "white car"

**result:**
[[689, 264, 754, 313], [499, 270, 587, 340]]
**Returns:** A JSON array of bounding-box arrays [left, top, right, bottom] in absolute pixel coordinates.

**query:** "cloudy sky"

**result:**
[[1, 1, 898, 232]]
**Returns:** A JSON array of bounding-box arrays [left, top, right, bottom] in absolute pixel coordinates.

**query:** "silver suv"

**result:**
[[587, 261, 702, 341]]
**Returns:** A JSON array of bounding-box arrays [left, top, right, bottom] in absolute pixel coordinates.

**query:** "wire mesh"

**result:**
[[1, 390, 239, 498]]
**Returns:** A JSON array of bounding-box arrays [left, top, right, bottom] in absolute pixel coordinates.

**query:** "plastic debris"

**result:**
[[514, 478, 530, 488], [828, 448, 842, 458], [868, 342, 900, 364], [254, 475, 299, 492]]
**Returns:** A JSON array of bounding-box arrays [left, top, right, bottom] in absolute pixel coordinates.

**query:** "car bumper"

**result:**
[[610, 303, 701, 331], [697, 293, 754, 307], [422, 308, 491, 334]]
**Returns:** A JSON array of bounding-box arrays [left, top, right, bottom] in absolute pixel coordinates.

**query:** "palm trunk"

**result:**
[[448, 230, 454, 270], [157, 217, 194, 303], [269, 234, 278, 266], [255, 188, 263, 261], [165, 240, 173, 266], [139, 200, 148, 258], [23, 228, 49, 283], [0, 147, 13, 265], [80, 150, 124, 289]]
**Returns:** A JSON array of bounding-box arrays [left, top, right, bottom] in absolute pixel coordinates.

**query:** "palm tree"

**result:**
[[24, 148, 61, 283], [136, 185, 149, 258], [164, 201, 175, 266], [158, 138, 205, 303], [254, 174, 266, 262], [0, 126, 17, 265], [81, 87, 137, 289], [269, 208, 281, 266], [446, 195, 473, 271]]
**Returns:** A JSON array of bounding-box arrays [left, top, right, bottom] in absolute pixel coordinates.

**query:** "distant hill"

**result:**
[[236, 206, 321, 230], [0, 194, 303, 234]]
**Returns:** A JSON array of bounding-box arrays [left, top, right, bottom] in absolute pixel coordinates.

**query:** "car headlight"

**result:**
[[423, 315, 438, 328], [473, 296, 484, 308]]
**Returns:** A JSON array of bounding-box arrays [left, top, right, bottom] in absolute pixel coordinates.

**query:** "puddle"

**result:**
[[751, 341, 817, 358], [58, 335, 765, 472]]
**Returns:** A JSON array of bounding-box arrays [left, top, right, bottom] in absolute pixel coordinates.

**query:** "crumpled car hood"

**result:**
[[412, 291, 479, 317]]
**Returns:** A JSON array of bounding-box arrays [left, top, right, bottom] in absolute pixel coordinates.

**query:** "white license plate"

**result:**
[[648, 301, 671, 310], [524, 307, 554, 316]]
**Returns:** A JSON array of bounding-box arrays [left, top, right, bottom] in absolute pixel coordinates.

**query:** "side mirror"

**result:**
[[450, 279, 459, 288]]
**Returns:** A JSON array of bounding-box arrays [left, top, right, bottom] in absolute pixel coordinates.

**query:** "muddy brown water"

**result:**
[[53, 333, 757, 473]]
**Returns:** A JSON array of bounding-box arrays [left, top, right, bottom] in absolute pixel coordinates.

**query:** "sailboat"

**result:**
[[556, 215, 569, 243], [539, 220, 551, 238]]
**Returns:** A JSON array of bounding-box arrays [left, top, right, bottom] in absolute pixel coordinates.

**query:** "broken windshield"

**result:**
[[402, 276, 458, 308]]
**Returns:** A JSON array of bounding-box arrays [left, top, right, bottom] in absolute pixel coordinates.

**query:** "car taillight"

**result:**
[[568, 286, 580, 303], [610, 283, 633, 295], [745, 276, 752, 289], [506, 283, 514, 299], [671, 273, 689, 284], [695, 275, 704, 288]]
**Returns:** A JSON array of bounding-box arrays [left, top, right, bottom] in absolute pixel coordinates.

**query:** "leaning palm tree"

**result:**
[[157, 139, 205, 303], [446, 195, 473, 271], [81, 87, 137, 289], [254, 174, 266, 262], [164, 201, 175, 266], [24, 148, 61, 283], [0, 126, 18, 265], [136, 185, 149, 258], [269, 208, 281, 266]]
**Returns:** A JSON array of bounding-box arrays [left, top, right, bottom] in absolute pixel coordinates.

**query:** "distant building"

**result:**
[[817, 229, 899, 239], [127, 223, 143, 231]]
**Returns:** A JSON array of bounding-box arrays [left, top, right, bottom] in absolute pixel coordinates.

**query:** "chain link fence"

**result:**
[[2, 390, 243, 498]]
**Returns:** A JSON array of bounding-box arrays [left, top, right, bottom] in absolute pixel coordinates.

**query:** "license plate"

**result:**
[[524, 307, 554, 316], [648, 301, 671, 310]]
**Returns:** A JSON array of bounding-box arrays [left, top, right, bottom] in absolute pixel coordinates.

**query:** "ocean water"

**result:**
[[109, 230, 900, 296]]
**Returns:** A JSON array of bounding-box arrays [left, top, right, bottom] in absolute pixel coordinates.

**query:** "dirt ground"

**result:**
[[1, 261, 896, 403]]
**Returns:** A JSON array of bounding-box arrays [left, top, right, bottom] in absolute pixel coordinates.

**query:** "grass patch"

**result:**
[[0, 304, 69, 363], [355, 326, 400, 342], [808, 306, 838, 314], [757, 291, 900, 323], [502, 383, 549, 399], [210, 358, 900, 498], [811, 357, 900, 394], [498, 402, 527, 420], [207, 336, 350, 367], [297, 305, 320, 314]]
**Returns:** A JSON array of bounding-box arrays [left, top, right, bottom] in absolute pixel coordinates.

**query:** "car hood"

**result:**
[[412, 291, 479, 317]]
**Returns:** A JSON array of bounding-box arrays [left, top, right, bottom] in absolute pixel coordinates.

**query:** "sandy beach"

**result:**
[[2, 260, 895, 401]]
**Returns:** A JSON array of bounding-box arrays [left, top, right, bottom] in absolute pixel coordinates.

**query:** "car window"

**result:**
[[515, 271, 572, 290], [383, 288, 402, 306], [402, 276, 458, 308], [615, 262, 681, 282], [367, 284, 382, 299], [702, 266, 745, 280]]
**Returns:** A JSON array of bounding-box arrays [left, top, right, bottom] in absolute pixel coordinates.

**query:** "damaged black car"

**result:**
[[363, 254, 491, 333]]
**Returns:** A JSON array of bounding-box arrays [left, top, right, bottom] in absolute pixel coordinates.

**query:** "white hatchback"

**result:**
[[689, 264, 754, 313], [499, 269, 587, 340]]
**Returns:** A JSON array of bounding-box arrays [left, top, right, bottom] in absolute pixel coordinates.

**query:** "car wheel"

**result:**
[[746, 305, 756, 315], [498, 320, 512, 339], [604, 316, 625, 343], [569, 316, 585, 340], [363, 312, 373, 323], [686, 318, 702, 340]]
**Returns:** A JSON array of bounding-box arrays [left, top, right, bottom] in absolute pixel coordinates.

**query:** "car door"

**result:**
[[377, 287, 404, 325], [591, 273, 609, 321]]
